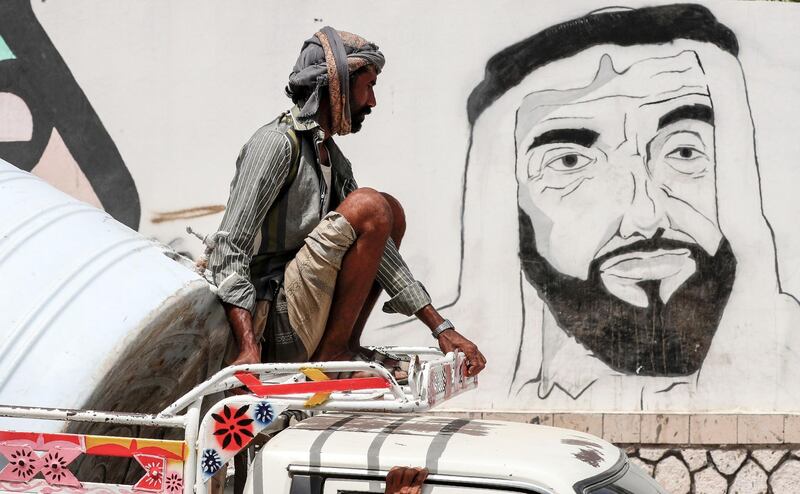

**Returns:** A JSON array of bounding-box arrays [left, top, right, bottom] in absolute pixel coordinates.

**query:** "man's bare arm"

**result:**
[[224, 303, 261, 366], [415, 304, 487, 377], [209, 130, 294, 365]]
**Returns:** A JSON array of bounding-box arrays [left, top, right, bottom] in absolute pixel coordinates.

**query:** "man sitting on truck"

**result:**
[[208, 27, 485, 378]]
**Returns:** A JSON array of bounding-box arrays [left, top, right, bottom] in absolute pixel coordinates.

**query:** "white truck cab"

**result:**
[[251, 413, 662, 494], [0, 349, 665, 494]]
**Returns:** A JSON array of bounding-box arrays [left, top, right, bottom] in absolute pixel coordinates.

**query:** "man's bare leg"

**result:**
[[347, 193, 406, 353], [312, 188, 394, 362]]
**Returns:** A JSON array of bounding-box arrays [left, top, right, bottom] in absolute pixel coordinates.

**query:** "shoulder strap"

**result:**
[[285, 128, 301, 178], [259, 125, 302, 254], [275, 126, 301, 201]]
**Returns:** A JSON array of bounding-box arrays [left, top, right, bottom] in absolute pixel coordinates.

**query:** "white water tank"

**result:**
[[0, 159, 229, 434]]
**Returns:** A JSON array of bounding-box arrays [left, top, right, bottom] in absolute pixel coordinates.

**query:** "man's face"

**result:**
[[516, 50, 723, 308], [513, 49, 736, 375], [349, 65, 377, 133]]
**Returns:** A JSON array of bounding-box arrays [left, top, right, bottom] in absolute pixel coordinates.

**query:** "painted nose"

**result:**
[[618, 169, 669, 239]]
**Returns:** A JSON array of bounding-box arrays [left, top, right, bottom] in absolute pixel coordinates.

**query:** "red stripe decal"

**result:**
[[0, 432, 81, 445], [234, 372, 263, 388], [234, 372, 390, 396]]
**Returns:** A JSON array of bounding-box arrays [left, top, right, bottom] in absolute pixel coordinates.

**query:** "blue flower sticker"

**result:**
[[254, 401, 274, 425], [201, 449, 222, 474]]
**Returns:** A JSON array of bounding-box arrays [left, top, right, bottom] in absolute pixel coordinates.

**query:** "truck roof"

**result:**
[[259, 413, 622, 493]]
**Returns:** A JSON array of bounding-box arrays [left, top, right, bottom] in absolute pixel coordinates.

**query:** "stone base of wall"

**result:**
[[626, 446, 798, 494], [425, 411, 800, 494], [427, 411, 798, 445]]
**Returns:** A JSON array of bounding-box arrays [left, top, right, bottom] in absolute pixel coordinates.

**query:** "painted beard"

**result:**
[[518, 208, 736, 376]]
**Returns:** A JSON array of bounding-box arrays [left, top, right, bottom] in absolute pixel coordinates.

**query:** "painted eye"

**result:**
[[663, 145, 709, 175], [544, 152, 594, 172], [666, 146, 705, 161]]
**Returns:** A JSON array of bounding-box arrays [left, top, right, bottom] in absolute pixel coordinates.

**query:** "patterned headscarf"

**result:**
[[288, 27, 385, 135]]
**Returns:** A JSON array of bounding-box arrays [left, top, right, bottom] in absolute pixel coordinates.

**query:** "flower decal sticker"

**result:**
[[201, 449, 222, 475], [40, 449, 82, 487], [133, 454, 165, 492], [41, 451, 69, 483], [211, 405, 254, 450], [6, 447, 40, 481], [0, 444, 81, 487], [198, 400, 289, 484], [254, 401, 274, 426], [165, 472, 183, 494]]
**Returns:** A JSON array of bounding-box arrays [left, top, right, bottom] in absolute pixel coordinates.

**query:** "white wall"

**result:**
[[10, 0, 800, 411]]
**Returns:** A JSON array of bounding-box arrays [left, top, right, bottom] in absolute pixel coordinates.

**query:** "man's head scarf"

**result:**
[[288, 27, 385, 135]]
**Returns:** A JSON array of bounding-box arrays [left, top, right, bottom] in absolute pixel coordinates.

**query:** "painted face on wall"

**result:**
[[515, 49, 736, 376]]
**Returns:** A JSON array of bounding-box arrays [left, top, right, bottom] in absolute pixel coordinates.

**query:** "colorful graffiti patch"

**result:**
[[0, 431, 186, 491]]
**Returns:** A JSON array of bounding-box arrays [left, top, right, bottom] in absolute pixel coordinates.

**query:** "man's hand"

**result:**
[[437, 329, 486, 377], [385, 467, 427, 494], [223, 303, 262, 366], [415, 304, 487, 377]]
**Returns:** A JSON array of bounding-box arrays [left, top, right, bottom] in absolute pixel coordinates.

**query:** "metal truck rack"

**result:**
[[0, 348, 476, 494]]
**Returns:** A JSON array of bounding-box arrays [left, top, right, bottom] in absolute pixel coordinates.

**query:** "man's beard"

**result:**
[[349, 107, 371, 133], [518, 208, 736, 376]]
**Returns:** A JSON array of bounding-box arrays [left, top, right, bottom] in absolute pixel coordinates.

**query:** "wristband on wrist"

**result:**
[[431, 319, 455, 339]]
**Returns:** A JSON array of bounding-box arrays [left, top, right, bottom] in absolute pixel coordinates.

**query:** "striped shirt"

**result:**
[[208, 107, 431, 316]]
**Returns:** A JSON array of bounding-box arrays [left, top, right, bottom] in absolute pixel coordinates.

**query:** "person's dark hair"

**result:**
[[285, 82, 312, 105], [467, 4, 738, 124], [285, 64, 374, 106]]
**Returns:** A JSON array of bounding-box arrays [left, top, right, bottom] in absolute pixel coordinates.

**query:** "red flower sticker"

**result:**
[[211, 405, 254, 450], [133, 454, 165, 492]]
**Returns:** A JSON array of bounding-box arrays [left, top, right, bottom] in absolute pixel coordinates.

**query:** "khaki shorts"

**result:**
[[254, 211, 356, 362]]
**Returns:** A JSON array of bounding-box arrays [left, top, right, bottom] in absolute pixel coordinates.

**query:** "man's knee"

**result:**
[[339, 187, 393, 235], [381, 193, 406, 245]]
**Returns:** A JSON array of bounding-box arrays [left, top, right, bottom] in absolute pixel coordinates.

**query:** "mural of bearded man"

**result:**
[[457, 4, 800, 410]]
